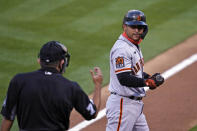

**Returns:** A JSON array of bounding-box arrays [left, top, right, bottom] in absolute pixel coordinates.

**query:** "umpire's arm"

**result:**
[[90, 67, 103, 117], [73, 67, 103, 120], [0, 118, 13, 131]]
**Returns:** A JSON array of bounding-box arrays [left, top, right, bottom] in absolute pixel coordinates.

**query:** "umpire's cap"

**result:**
[[123, 10, 148, 39], [38, 41, 70, 67]]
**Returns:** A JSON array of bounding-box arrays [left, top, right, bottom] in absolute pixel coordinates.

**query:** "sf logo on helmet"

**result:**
[[137, 16, 141, 21]]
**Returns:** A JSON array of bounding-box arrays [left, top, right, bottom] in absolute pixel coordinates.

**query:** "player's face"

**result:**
[[124, 25, 144, 41]]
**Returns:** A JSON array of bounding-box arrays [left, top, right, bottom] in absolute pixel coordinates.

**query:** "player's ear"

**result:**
[[37, 58, 41, 65], [122, 24, 127, 31], [60, 59, 65, 68]]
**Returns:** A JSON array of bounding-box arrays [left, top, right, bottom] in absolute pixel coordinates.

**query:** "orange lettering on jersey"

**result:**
[[136, 62, 140, 70], [140, 58, 144, 66], [133, 58, 144, 74], [139, 59, 142, 65], [131, 70, 135, 75], [133, 66, 138, 73]]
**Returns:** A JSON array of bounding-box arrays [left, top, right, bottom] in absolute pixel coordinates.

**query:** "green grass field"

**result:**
[[190, 126, 197, 131], [0, 0, 197, 130]]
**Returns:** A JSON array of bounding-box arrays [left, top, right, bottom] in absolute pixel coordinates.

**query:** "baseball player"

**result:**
[[106, 10, 164, 131], [0, 41, 103, 131]]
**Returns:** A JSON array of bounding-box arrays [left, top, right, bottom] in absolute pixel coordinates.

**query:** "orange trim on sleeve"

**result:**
[[117, 98, 123, 131], [115, 68, 132, 73]]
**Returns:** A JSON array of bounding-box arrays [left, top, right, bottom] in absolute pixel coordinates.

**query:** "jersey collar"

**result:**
[[39, 67, 60, 74], [122, 32, 142, 45]]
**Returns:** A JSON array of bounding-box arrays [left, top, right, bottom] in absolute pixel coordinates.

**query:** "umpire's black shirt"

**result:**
[[1, 67, 97, 131]]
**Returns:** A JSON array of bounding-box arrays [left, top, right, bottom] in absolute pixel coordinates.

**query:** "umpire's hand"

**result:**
[[90, 67, 103, 86]]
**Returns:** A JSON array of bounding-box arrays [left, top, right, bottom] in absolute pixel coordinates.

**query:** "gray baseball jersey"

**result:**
[[109, 34, 146, 97]]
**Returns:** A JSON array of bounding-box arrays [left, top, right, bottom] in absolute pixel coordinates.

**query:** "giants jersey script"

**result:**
[[109, 34, 146, 97]]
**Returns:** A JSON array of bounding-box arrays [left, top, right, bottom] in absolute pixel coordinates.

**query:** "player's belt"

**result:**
[[20, 129, 62, 131], [111, 92, 143, 100]]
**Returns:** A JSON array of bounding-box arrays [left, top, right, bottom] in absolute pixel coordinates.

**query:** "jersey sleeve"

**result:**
[[1, 75, 19, 121], [72, 82, 97, 120], [111, 47, 134, 75]]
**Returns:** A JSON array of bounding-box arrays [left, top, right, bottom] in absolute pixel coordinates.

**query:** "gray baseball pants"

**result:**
[[106, 94, 149, 131]]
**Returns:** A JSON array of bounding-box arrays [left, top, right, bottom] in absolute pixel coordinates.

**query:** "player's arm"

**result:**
[[112, 47, 163, 88], [0, 118, 13, 131], [117, 72, 146, 87], [143, 72, 151, 79], [117, 72, 164, 89]]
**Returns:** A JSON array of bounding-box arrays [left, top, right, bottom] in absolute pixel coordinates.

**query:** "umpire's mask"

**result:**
[[38, 41, 70, 73]]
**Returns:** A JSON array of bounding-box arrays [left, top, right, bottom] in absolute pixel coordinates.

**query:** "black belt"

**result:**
[[20, 129, 63, 131], [111, 92, 143, 100]]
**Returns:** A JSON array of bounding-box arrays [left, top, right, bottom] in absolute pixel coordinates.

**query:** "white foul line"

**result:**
[[69, 53, 197, 131]]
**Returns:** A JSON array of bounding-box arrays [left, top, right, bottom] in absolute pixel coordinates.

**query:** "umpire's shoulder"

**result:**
[[10, 71, 35, 82], [58, 75, 81, 90]]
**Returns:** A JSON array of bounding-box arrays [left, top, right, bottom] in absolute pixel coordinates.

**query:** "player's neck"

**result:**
[[122, 32, 142, 45]]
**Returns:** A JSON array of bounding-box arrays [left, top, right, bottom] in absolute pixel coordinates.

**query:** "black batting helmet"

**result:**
[[123, 10, 148, 39], [38, 41, 70, 72]]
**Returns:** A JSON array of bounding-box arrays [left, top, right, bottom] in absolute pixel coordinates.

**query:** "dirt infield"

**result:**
[[69, 34, 197, 131]]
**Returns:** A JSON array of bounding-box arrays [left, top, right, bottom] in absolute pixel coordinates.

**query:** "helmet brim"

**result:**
[[125, 21, 147, 26]]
